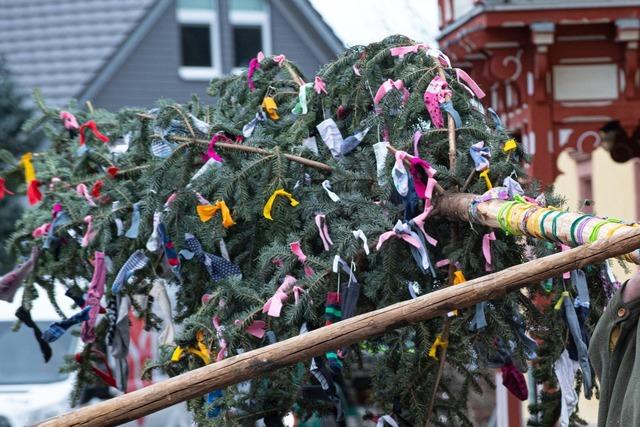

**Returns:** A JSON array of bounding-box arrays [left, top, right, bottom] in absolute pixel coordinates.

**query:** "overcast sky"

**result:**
[[310, 0, 440, 47]]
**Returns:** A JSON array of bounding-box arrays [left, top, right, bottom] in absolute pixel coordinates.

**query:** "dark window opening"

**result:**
[[233, 25, 262, 68], [180, 24, 212, 67]]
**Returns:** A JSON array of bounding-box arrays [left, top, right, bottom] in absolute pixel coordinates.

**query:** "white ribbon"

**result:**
[[377, 415, 399, 427], [149, 278, 175, 346], [373, 141, 389, 186], [352, 229, 369, 255], [321, 180, 341, 202], [146, 212, 162, 252]]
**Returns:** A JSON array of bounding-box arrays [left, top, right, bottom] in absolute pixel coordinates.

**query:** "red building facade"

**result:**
[[437, 0, 640, 187]]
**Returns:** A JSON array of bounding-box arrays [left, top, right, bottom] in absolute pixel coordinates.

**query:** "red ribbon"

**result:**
[[0, 177, 14, 200], [91, 180, 104, 198], [106, 166, 119, 178], [79, 120, 109, 145], [75, 350, 117, 388], [27, 180, 42, 205]]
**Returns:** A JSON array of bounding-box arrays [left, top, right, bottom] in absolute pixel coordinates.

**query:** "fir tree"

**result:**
[[1, 35, 612, 426]]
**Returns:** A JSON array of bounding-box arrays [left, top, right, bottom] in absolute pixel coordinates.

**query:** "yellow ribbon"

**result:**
[[478, 169, 493, 190], [197, 200, 235, 228], [428, 333, 448, 360], [263, 188, 299, 220], [449, 270, 466, 316], [171, 331, 211, 365], [262, 97, 280, 120], [554, 291, 570, 311], [20, 152, 36, 184], [503, 138, 517, 153]]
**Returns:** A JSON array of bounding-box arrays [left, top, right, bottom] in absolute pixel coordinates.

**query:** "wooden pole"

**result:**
[[37, 221, 640, 426], [435, 192, 640, 264]]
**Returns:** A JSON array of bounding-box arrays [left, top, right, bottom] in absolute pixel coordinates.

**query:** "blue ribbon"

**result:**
[[125, 202, 141, 239], [440, 101, 462, 128], [42, 306, 91, 343]]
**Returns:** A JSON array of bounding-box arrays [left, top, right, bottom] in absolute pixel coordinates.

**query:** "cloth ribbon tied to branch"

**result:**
[[42, 306, 91, 343], [470, 141, 491, 171], [292, 82, 312, 115], [377, 220, 431, 271], [263, 188, 299, 220], [455, 68, 486, 99], [60, 111, 80, 135], [204, 133, 231, 162], [76, 183, 97, 207], [482, 232, 496, 272], [316, 118, 370, 160], [182, 233, 241, 282], [79, 120, 109, 145], [424, 75, 461, 129], [81, 215, 97, 248], [20, 152, 42, 205], [125, 202, 142, 239], [373, 79, 410, 113], [352, 229, 369, 255], [197, 200, 235, 228], [212, 316, 228, 362], [428, 333, 448, 360], [389, 42, 430, 58], [289, 241, 315, 277], [171, 330, 211, 365], [74, 350, 117, 388], [0, 246, 39, 303], [261, 97, 279, 120], [111, 250, 149, 294], [149, 278, 175, 345], [0, 177, 14, 201], [263, 275, 298, 317], [314, 76, 328, 95], [247, 56, 260, 91], [321, 180, 340, 202], [315, 213, 334, 251], [81, 251, 107, 343], [15, 306, 52, 362]]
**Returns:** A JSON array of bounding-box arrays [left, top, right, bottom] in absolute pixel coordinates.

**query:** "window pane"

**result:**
[[233, 26, 262, 68], [178, 0, 216, 10], [181, 24, 212, 67], [230, 0, 265, 11]]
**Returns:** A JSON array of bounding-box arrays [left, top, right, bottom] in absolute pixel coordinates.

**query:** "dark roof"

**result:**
[[0, 0, 344, 107], [0, 0, 156, 106]]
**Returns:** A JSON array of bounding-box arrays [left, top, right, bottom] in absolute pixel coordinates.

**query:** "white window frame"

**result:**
[[177, 8, 222, 81], [229, 6, 271, 74]]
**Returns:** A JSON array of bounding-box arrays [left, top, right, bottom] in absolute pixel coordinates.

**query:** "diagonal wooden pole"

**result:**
[[38, 227, 640, 427]]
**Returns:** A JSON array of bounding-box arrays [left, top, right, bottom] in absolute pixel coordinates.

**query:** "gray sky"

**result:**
[[310, 0, 440, 47]]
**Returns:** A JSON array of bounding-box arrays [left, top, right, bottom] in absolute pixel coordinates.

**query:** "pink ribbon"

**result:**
[[289, 241, 315, 277], [411, 205, 438, 246], [390, 43, 430, 59], [212, 315, 228, 362], [426, 48, 451, 67], [164, 192, 177, 208], [52, 202, 62, 215], [315, 214, 334, 251], [376, 222, 422, 251], [352, 64, 361, 76], [76, 183, 97, 207], [60, 111, 79, 131], [256, 51, 265, 62], [81, 251, 106, 343], [235, 319, 266, 339], [81, 215, 96, 248], [409, 156, 437, 204], [482, 232, 496, 272], [413, 131, 423, 157], [263, 275, 297, 317], [436, 259, 450, 268], [247, 57, 260, 91], [424, 76, 451, 128], [373, 79, 410, 111], [456, 68, 485, 99], [560, 245, 571, 279], [273, 54, 286, 65], [292, 286, 304, 305], [205, 134, 226, 162], [314, 76, 328, 95], [32, 223, 51, 238]]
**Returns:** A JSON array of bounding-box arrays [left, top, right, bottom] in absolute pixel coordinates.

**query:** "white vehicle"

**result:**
[[0, 286, 191, 427]]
